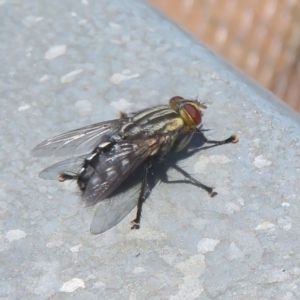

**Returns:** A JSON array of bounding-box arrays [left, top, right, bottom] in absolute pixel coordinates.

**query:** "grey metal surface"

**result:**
[[1, 0, 300, 299]]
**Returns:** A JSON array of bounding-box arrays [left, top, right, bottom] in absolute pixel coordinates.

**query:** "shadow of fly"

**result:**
[[32, 96, 238, 234]]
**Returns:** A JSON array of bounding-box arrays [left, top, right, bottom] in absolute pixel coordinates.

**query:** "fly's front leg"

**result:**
[[131, 160, 154, 230], [195, 128, 239, 145]]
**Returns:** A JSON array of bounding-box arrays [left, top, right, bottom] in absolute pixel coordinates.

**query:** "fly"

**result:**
[[32, 96, 238, 234]]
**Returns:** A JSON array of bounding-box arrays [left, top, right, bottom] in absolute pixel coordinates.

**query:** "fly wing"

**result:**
[[83, 138, 158, 207], [38, 155, 89, 180], [31, 119, 127, 157], [90, 163, 145, 234]]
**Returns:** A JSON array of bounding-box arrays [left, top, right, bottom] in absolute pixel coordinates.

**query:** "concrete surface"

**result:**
[[1, 0, 300, 299]]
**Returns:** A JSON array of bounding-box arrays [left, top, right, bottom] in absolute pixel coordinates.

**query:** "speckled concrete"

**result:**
[[1, 0, 300, 299]]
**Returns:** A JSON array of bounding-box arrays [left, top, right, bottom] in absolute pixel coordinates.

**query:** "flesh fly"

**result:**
[[32, 96, 238, 234]]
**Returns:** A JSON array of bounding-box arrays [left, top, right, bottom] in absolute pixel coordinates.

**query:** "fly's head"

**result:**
[[169, 96, 206, 131]]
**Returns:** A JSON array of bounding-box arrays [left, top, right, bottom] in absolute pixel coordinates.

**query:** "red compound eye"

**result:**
[[183, 104, 201, 125], [170, 96, 184, 103]]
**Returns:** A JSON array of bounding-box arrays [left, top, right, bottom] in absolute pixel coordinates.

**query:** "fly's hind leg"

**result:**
[[195, 128, 239, 146], [131, 160, 154, 230]]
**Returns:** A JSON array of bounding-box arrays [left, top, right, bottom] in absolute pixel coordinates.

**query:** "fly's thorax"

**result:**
[[147, 123, 188, 156], [120, 122, 141, 137], [131, 105, 169, 124], [122, 105, 186, 137], [119, 100, 202, 156], [141, 115, 184, 136], [171, 130, 195, 152], [153, 133, 180, 156]]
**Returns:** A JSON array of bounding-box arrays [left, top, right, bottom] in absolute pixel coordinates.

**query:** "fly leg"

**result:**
[[159, 157, 216, 197], [57, 172, 78, 182], [195, 128, 239, 145], [131, 160, 154, 230]]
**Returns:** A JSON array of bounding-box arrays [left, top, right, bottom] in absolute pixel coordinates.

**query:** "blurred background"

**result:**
[[149, 0, 300, 112]]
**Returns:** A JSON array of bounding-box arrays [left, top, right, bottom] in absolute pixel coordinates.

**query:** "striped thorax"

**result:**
[[120, 96, 206, 155]]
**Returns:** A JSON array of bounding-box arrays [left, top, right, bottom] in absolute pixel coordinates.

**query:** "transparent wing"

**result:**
[[83, 138, 158, 206], [90, 155, 167, 234], [90, 163, 144, 234], [38, 155, 89, 180], [31, 119, 127, 157]]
